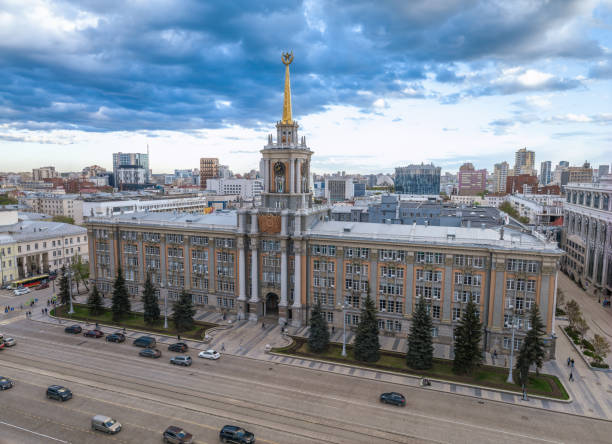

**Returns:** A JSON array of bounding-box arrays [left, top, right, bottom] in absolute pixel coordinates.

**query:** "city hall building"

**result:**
[[87, 55, 562, 357]]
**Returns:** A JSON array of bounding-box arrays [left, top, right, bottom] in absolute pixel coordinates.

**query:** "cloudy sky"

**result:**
[[0, 0, 611, 175]]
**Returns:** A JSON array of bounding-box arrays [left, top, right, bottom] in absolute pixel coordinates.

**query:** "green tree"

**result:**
[[308, 301, 330, 353], [574, 316, 589, 339], [142, 272, 160, 326], [172, 290, 195, 333], [516, 303, 547, 388], [452, 296, 483, 375], [565, 299, 581, 328], [87, 285, 104, 316], [406, 295, 434, 370], [58, 265, 70, 305], [71, 254, 90, 293], [51, 215, 75, 225], [354, 294, 380, 362], [592, 334, 611, 363], [111, 267, 131, 321]]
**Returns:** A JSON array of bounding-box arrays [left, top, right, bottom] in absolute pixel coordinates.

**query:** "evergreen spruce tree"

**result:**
[[516, 303, 547, 387], [111, 267, 131, 322], [87, 285, 104, 316], [406, 295, 434, 370], [172, 290, 195, 333], [354, 294, 380, 362], [142, 272, 160, 325], [452, 295, 483, 375], [58, 265, 70, 306], [308, 301, 330, 353]]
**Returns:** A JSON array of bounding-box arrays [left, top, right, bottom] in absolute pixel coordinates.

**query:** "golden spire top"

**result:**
[[281, 51, 294, 123]]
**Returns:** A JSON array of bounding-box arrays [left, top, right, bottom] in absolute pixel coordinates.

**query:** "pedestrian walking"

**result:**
[[221, 343, 225, 352], [332, 326, 335, 334], [571, 359, 575, 368], [567, 357, 571, 367], [262, 323, 265, 330], [569, 372, 574, 382]]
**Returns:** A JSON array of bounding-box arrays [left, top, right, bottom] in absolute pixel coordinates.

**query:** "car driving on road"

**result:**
[[168, 342, 188, 352], [380, 392, 406, 406], [163, 425, 193, 444], [64, 325, 82, 334], [139, 348, 161, 359], [3, 337, 16, 347], [133, 335, 156, 348], [13, 287, 30, 296], [219, 425, 255, 443], [91, 415, 122, 434], [46, 385, 72, 401], [198, 349, 220, 360], [106, 332, 126, 343], [170, 356, 192, 366], [0, 376, 14, 390], [84, 329, 104, 338]]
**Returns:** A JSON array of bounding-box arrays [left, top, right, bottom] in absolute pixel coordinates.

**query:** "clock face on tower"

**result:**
[[274, 161, 285, 176]]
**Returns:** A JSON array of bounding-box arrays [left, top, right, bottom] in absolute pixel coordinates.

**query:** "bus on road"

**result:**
[[10, 274, 50, 289]]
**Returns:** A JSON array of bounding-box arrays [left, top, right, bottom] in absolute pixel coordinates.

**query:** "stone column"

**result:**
[[442, 255, 453, 322], [291, 241, 302, 327], [279, 239, 288, 325], [237, 237, 247, 320], [160, 234, 167, 287], [249, 237, 261, 321], [296, 159, 302, 193], [137, 233, 145, 293], [290, 159, 295, 194], [405, 252, 414, 317]]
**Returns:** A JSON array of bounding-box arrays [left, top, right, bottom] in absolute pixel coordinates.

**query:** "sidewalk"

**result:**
[[23, 301, 610, 422]]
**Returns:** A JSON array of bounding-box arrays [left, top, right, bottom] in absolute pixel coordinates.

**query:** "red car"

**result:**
[[35, 283, 49, 290], [84, 329, 104, 338]]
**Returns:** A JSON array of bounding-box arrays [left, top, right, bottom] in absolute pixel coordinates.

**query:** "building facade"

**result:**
[[561, 180, 612, 300], [394, 164, 441, 195], [493, 162, 509, 194], [514, 148, 536, 176], [458, 163, 486, 196], [568, 164, 594, 184], [21, 193, 85, 224], [205, 178, 263, 202], [87, 55, 562, 358], [113, 152, 150, 185], [200, 158, 219, 190], [32, 166, 59, 182], [325, 177, 354, 202], [540, 161, 552, 185]]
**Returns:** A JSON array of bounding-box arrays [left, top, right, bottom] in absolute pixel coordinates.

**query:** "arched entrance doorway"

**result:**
[[264, 292, 279, 317]]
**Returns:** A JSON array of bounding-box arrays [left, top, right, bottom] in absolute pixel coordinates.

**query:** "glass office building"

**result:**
[[394, 164, 441, 195]]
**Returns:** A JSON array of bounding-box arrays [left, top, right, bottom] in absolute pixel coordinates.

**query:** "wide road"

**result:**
[[1, 319, 611, 444]]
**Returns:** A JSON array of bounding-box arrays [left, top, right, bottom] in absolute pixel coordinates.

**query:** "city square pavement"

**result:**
[[2, 283, 611, 421]]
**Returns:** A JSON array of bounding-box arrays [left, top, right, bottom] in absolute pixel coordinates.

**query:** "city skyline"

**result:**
[[1, 1, 611, 174]]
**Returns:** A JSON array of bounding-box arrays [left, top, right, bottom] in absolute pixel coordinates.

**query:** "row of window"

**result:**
[[17, 236, 85, 253], [313, 260, 335, 273], [506, 259, 539, 273], [506, 279, 537, 292]]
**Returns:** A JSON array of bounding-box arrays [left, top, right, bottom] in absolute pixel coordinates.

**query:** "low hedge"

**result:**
[[590, 361, 610, 369], [583, 350, 596, 359], [581, 339, 595, 352]]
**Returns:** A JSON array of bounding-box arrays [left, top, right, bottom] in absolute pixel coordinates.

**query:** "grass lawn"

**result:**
[[273, 338, 568, 400], [52, 303, 216, 340]]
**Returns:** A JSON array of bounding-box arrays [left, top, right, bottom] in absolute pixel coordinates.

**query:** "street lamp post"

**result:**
[[67, 270, 75, 315], [340, 301, 351, 357], [506, 316, 517, 384], [161, 282, 168, 329]]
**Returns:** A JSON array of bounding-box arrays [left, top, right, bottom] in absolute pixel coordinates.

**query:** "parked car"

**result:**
[[91, 415, 122, 434], [0, 376, 14, 390], [3, 337, 16, 347], [14, 288, 30, 296], [380, 392, 406, 407], [46, 385, 72, 401], [139, 348, 161, 359], [106, 333, 126, 343], [170, 356, 192, 366], [84, 329, 104, 338], [198, 349, 220, 360], [35, 282, 49, 290], [49, 275, 57, 281], [219, 425, 255, 444], [64, 324, 82, 334], [133, 336, 156, 348], [168, 342, 188, 352], [163, 425, 193, 444]]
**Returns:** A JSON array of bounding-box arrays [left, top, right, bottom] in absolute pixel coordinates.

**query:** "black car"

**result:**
[[163, 425, 193, 444], [0, 376, 14, 390], [133, 336, 156, 348], [219, 425, 255, 444], [46, 385, 72, 401], [64, 324, 82, 334], [168, 342, 188, 352], [106, 333, 126, 343], [380, 392, 406, 407], [139, 348, 162, 359]]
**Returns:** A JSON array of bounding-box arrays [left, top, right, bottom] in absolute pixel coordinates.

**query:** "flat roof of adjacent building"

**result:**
[[88, 210, 238, 231], [0, 220, 86, 242]]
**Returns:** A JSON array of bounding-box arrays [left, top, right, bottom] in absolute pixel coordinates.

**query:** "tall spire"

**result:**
[[281, 51, 294, 124]]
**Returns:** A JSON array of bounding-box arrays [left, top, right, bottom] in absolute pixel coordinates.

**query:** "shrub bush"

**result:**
[[564, 326, 580, 342], [583, 350, 596, 359], [590, 361, 610, 369], [556, 308, 566, 316], [582, 338, 595, 352]]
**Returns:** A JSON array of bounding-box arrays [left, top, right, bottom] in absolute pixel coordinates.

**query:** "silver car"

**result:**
[[91, 415, 122, 434]]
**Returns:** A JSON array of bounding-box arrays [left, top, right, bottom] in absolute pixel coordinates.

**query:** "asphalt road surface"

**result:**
[[1, 319, 611, 444]]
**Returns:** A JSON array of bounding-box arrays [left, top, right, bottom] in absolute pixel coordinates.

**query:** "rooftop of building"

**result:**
[[0, 219, 86, 242], [87, 210, 238, 230], [308, 220, 560, 254]]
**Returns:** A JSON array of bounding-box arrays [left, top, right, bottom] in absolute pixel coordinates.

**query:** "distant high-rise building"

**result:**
[[568, 162, 594, 184], [598, 164, 610, 178], [200, 158, 219, 190], [514, 147, 536, 176], [32, 166, 58, 181], [493, 161, 509, 193], [457, 163, 486, 195], [112, 152, 150, 186], [559, 161, 569, 168], [394, 164, 441, 195], [540, 161, 552, 185]]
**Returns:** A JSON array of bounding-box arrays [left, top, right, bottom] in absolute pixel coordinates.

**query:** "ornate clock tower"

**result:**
[[260, 51, 313, 211]]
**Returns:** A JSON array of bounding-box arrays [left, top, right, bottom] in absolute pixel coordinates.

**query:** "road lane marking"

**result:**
[[0, 420, 69, 443]]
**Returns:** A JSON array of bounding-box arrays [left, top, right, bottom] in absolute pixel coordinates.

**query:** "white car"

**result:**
[[13, 288, 30, 296], [3, 337, 16, 347], [198, 349, 220, 360]]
